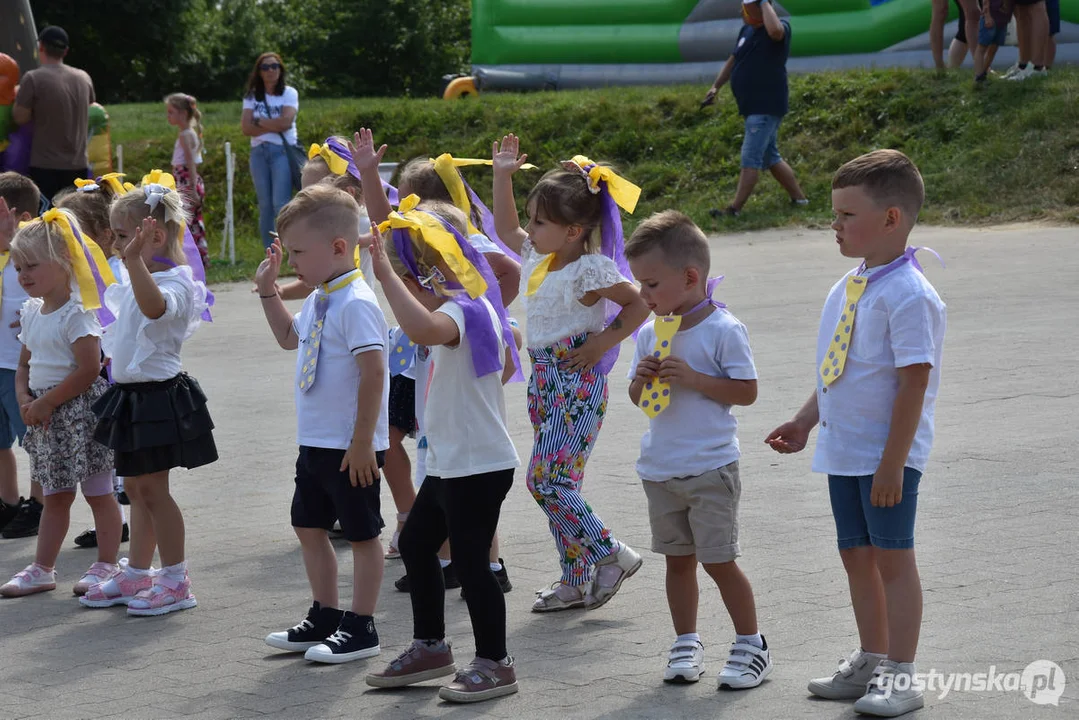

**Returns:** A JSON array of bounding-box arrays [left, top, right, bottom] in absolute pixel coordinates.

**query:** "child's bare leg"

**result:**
[[84, 484, 123, 565], [0, 449, 18, 505], [350, 538, 384, 615], [124, 481, 158, 569], [438, 539, 451, 562], [666, 554, 699, 635], [703, 560, 758, 636], [134, 471, 185, 566], [984, 45, 1000, 71], [295, 526, 339, 608], [30, 480, 43, 503], [876, 548, 922, 663], [840, 546, 888, 654], [489, 533, 501, 564], [34, 490, 74, 568]]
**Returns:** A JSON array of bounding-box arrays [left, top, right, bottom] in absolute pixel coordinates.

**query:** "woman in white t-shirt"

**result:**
[[240, 52, 299, 248]]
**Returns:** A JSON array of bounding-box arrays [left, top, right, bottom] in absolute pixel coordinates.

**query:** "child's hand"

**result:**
[[633, 355, 661, 385], [255, 238, 283, 296], [658, 356, 697, 389], [870, 466, 904, 508], [984, 14, 994, 28], [9, 309, 19, 330], [563, 335, 606, 372], [492, 134, 528, 177], [765, 420, 810, 454], [22, 396, 55, 429], [368, 222, 395, 283], [341, 440, 379, 488], [353, 129, 387, 173], [0, 197, 17, 250], [123, 217, 155, 262]]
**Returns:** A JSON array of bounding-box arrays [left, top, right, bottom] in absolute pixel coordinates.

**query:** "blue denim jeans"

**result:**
[[249, 142, 294, 249], [740, 114, 784, 170]]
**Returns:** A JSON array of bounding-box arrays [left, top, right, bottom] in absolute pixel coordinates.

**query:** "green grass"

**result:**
[[108, 68, 1079, 284]]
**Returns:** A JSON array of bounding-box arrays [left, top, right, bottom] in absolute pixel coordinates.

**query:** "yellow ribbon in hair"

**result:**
[[73, 178, 98, 190], [430, 153, 537, 238], [98, 173, 135, 195], [566, 155, 641, 214], [377, 194, 487, 299], [38, 209, 117, 311], [308, 143, 352, 177], [141, 169, 177, 190]]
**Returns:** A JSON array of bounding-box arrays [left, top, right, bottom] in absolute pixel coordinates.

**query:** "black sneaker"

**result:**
[[461, 558, 513, 600], [0, 497, 22, 534], [2, 497, 43, 539], [395, 562, 461, 593], [117, 491, 130, 506], [304, 611, 381, 663], [264, 601, 346, 652], [74, 523, 130, 548]]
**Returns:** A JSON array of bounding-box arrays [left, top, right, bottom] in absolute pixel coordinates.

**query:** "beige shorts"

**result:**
[[642, 462, 741, 564]]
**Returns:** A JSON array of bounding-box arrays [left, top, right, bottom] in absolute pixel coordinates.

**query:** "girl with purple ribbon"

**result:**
[[491, 133, 651, 612], [0, 210, 122, 600], [80, 185, 217, 617]]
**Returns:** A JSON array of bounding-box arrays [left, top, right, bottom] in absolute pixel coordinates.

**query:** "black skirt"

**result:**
[[388, 374, 417, 437], [92, 373, 218, 477]]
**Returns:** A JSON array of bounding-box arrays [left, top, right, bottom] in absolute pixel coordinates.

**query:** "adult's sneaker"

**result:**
[[664, 639, 705, 683], [304, 611, 380, 664], [1, 497, 43, 539], [438, 656, 519, 703], [808, 648, 886, 699], [717, 636, 773, 689], [366, 639, 456, 688], [265, 601, 345, 652]]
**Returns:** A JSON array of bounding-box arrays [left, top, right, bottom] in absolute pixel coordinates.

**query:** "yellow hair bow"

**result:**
[[38, 209, 117, 311], [141, 169, 177, 190], [73, 178, 99, 191], [564, 155, 641, 214], [97, 173, 135, 196], [430, 153, 536, 237], [378, 193, 487, 299], [308, 143, 352, 177]]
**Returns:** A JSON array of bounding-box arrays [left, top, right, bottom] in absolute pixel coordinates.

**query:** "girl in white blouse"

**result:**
[[491, 134, 650, 613], [80, 184, 217, 617]]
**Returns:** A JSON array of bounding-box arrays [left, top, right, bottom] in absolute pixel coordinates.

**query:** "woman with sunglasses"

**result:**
[[241, 52, 300, 249]]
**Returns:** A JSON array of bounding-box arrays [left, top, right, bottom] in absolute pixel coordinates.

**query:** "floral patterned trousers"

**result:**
[[526, 334, 617, 586]]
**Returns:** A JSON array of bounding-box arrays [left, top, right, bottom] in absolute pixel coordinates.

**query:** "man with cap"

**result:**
[[12, 26, 95, 207], [701, 0, 807, 218]]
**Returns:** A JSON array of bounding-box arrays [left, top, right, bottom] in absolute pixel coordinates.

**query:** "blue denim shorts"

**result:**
[[740, 114, 784, 170], [977, 17, 1007, 48], [828, 467, 922, 550], [0, 369, 26, 450]]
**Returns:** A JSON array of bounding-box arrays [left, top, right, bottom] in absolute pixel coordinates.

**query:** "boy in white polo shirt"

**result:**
[[255, 184, 390, 665], [766, 150, 946, 718], [625, 210, 771, 691]]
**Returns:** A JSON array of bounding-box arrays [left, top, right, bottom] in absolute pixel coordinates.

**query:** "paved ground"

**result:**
[[0, 225, 1075, 720]]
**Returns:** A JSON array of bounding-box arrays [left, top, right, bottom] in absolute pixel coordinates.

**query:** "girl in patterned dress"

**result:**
[[166, 93, 208, 269]]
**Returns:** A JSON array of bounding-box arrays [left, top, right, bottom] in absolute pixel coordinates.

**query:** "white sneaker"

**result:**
[[717, 636, 772, 689], [998, 62, 1020, 78], [854, 660, 925, 717], [1008, 65, 1034, 81], [808, 648, 885, 699], [663, 639, 705, 683], [0, 563, 56, 597]]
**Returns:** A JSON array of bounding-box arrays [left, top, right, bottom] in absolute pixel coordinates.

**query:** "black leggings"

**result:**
[[398, 468, 514, 661]]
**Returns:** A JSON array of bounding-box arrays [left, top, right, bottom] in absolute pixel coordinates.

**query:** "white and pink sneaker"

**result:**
[[0, 563, 56, 598], [80, 558, 154, 607], [127, 573, 197, 616], [73, 561, 120, 596]]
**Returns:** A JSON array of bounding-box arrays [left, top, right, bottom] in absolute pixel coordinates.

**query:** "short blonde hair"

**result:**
[[110, 187, 190, 265], [833, 149, 925, 220], [275, 184, 361, 244], [624, 210, 710, 276], [10, 210, 77, 281]]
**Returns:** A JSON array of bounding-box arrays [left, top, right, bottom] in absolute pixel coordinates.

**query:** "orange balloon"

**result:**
[[0, 53, 19, 105]]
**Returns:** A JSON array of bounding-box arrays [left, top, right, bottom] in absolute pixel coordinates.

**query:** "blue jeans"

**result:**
[[249, 142, 294, 249], [740, 114, 784, 170]]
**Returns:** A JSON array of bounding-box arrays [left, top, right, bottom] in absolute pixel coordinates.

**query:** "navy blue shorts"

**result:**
[[828, 468, 922, 550], [291, 446, 386, 542]]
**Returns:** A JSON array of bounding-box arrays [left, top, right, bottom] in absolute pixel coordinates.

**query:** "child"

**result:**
[[0, 209, 122, 598], [80, 183, 218, 616], [166, 93, 207, 268], [766, 150, 946, 717], [974, 0, 1015, 84], [0, 174, 42, 539], [363, 199, 520, 703], [257, 184, 389, 664], [624, 211, 771, 689], [491, 134, 650, 611]]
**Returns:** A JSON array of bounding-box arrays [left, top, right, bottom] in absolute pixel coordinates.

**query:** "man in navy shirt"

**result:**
[[702, 0, 807, 217]]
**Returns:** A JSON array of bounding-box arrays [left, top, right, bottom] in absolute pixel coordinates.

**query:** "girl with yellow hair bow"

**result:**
[[490, 133, 651, 613], [0, 208, 122, 601]]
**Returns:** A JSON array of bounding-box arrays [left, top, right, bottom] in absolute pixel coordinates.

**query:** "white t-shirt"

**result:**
[[424, 299, 519, 478], [293, 273, 390, 452], [812, 262, 947, 476], [0, 256, 28, 370], [519, 240, 626, 349], [101, 265, 209, 383], [18, 298, 102, 391], [630, 309, 757, 481], [469, 232, 504, 256], [242, 86, 299, 147], [171, 128, 202, 167]]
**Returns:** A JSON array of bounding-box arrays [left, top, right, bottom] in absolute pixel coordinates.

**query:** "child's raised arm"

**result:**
[[564, 281, 650, 372], [256, 238, 299, 350], [123, 218, 168, 320], [353, 129, 393, 225], [491, 134, 529, 256]]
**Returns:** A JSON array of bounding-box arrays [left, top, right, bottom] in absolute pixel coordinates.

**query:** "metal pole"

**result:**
[[116, 144, 123, 174], [226, 142, 236, 265]]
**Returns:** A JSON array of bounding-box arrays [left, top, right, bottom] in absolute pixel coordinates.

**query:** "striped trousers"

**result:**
[[526, 335, 616, 586]]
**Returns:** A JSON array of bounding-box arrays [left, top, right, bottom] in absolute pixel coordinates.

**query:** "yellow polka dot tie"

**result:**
[[390, 333, 417, 376], [820, 274, 868, 386], [298, 269, 361, 393], [638, 315, 681, 417]]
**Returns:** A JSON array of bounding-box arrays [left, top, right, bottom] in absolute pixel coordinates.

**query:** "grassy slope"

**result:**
[[108, 69, 1079, 284]]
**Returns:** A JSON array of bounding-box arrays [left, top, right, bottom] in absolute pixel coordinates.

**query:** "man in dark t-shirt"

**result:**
[[702, 0, 806, 217]]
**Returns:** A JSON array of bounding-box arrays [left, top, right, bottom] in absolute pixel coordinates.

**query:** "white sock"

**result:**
[[736, 632, 763, 649], [126, 564, 152, 576], [438, 558, 451, 569], [161, 561, 187, 577], [119, 505, 127, 523], [677, 632, 702, 645], [489, 561, 502, 572]]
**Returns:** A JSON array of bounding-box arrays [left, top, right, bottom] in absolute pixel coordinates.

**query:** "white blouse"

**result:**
[[518, 240, 626, 349], [101, 265, 209, 383]]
